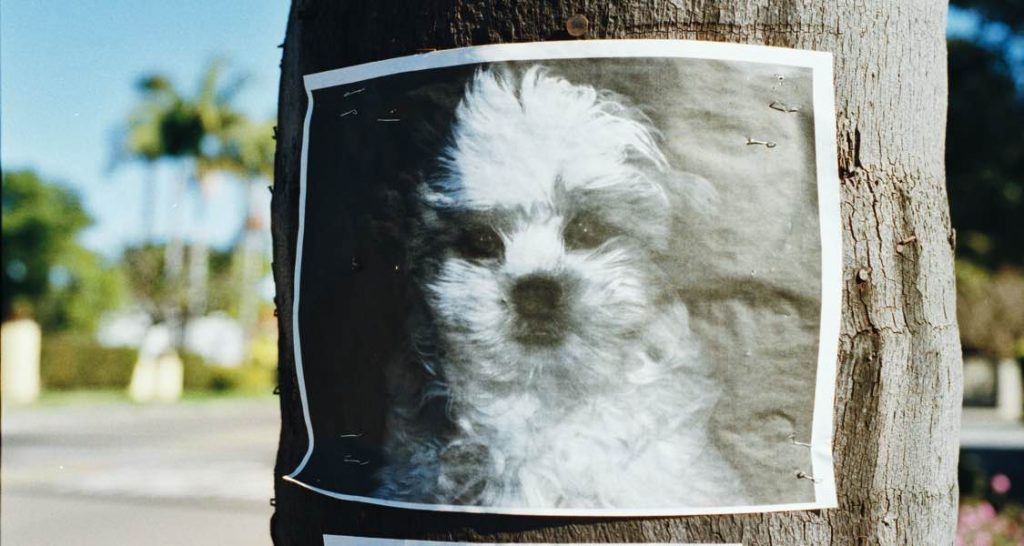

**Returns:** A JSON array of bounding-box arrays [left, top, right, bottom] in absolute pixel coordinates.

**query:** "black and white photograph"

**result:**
[[286, 40, 840, 516]]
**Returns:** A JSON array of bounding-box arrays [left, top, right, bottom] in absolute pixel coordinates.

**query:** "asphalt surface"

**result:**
[[3, 397, 1021, 545], [1, 397, 278, 545]]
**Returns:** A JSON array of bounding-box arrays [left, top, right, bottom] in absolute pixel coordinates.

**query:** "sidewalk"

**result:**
[[1, 395, 278, 545]]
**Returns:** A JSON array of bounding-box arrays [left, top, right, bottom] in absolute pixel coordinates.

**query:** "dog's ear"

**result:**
[[661, 169, 718, 216], [654, 169, 720, 283]]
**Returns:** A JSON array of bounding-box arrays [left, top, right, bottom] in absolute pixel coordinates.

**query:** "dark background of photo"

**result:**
[[294, 56, 821, 507]]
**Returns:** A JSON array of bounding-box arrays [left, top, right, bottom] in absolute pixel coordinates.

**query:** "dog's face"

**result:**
[[415, 67, 698, 394]]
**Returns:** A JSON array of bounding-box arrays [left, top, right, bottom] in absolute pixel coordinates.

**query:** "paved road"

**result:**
[[2, 397, 278, 545], [5, 397, 1019, 545]]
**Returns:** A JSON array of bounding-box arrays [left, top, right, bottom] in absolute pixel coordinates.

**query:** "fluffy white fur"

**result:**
[[375, 66, 746, 508]]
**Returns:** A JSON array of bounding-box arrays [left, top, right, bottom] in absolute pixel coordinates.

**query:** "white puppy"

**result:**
[[376, 66, 747, 509]]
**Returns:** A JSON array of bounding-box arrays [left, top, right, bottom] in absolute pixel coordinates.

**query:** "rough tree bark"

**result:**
[[271, 1, 962, 544]]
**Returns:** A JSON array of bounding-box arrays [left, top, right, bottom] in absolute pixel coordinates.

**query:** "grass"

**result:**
[[30, 388, 275, 407]]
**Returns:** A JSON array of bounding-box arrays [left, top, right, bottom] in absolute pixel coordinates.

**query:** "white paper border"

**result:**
[[287, 39, 841, 517]]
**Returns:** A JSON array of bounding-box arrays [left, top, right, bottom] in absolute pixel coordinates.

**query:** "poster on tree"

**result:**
[[284, 39, 840, 516]]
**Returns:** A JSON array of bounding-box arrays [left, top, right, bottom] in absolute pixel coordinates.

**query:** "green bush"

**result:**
[[182, 351, 274, 393], [40, 335, 137, 390], [181, 351, 214, 391], [40, 335, 274, 393]]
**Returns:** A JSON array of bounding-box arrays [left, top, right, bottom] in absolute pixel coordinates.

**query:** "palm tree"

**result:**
[[218, 118, 276, 339], [121, 60, 248, 316], [121, 83, 168, 243], [184, 61, 248, 317], [122, 74, 196, 279]]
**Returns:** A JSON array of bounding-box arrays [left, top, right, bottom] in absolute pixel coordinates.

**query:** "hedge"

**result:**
[[182, 352, 274, 392], [40, 334, 274, 393], [40, 334, 138, 390]]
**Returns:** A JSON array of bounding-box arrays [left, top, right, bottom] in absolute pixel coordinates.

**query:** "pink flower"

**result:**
[[957, 499, 1024, 546], [991, 474, 1012, 495]]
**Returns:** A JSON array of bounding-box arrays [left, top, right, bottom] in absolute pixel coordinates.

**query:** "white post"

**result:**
[[128, 325, 182, 403], [997, 357, 1023, 421], [0, 318, 42, 404], [155, 352, 184, 402]]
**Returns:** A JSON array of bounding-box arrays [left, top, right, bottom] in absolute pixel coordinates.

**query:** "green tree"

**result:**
[[120, 243, 185, 324], [957, 261, 1024, 359], [119, 59, 249, 315], [947, 2, 1024, 362], [1, 170, 122, 331], [220, 118, 275, 180], [121, 243, 239, 323], [219, 118, 275, 336], [947, 3, 1024, 269], [946, 38, 1024, 269], [35, 246, 125, 332], [118, 76, 173, 241], [127, 60, 247, 167]]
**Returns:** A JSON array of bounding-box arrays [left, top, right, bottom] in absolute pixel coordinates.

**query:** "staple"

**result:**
[[896, 235, 918, 255], [746, 137, 777, 148], [376, 118, 401, 122], [769, 101, 800, 113], [795, 471, 821, 483], [788, 433, 812, 448], [339, 433, 363, 439], [344, 88, 365, 97], [339, 109, 358, 118], [343, 455, 370, 466]]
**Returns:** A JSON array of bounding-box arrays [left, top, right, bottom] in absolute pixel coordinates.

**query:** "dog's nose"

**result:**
[[511, 275, 563, 319]]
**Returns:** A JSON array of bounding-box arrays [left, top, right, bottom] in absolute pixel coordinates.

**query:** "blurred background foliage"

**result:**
[[2, 170, 125, 331], [3, 58, 276, 397], [949, 2, 1024, 543], [947, 38, 1024, 271], [948, 0, 1024, 362]]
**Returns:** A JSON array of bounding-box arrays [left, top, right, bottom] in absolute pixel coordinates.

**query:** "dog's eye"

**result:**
[[564, 213, 618, 249], [457, 225, 504, 260]]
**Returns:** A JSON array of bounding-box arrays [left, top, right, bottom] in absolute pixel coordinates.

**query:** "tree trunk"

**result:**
[[165, 162, 189, 280], [271, 1, 962, 544], [187, 197, 209, 317], [142, 162, 158, 243], [238, 181, 265, 342]]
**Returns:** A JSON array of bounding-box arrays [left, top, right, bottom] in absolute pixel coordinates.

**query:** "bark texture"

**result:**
[[271, 1, 962, 544]]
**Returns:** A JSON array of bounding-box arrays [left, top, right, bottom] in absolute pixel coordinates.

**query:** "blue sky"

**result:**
[[2, 0, 289, 256], [0, 4, 1012, 258]]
